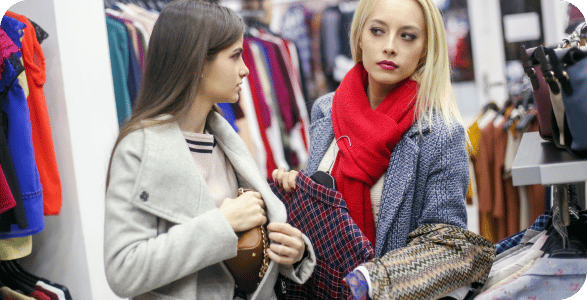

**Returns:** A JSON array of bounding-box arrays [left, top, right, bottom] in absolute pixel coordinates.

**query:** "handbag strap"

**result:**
[[536, 46, 561, 95], [545, 47, 573, 96], [520, 45, 540, 90]]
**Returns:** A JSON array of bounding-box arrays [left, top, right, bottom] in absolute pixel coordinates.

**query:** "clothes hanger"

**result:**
[[1, 261, 37, 288], [309, 135, 351, 190], [0, 262, 35, 295], [9, 260, 42, 283]]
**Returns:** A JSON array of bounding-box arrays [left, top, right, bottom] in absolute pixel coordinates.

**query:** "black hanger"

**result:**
[[309, 136, 352, 190], [0, 262, 35, 295], [10, 260, 41, 282], [310, 170, 337, 190], [7, 260, 42, 287], [1, 261, 37, 287]]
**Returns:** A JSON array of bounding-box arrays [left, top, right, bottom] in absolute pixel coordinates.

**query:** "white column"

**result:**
[[467, 0, 509, 106]]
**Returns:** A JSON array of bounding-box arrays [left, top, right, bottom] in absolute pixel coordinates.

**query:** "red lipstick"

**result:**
[[377, 60, 398, 70]]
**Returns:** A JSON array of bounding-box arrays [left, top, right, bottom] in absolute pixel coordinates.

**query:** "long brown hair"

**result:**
[[106, 0, 245, 188]]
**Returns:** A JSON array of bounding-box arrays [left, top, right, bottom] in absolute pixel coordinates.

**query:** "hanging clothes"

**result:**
[[0, 51, 44, 237], [105, 16, 132, 126], [469, 100, 546, 243], [5, 11, 62, 216]]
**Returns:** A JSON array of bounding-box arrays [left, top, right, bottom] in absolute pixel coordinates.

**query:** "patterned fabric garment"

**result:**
[[475, 256, 587, 300], [270, 171, 375, 299], [363, 224, 495, 300], [495, 214, 551, 255]]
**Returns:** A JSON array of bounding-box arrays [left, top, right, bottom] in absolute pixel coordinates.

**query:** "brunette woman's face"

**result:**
[[360, 0, 426, 90], [199, 36, 249, 104]]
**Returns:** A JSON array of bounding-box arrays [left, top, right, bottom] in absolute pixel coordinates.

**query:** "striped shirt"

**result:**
[[183, 130, 238, 207]]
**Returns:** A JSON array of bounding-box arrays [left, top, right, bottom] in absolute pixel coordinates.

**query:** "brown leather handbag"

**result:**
[[224, 188, 270, 294]]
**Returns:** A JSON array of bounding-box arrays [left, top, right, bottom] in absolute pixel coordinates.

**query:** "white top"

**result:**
[[182, 130, 238, 207]]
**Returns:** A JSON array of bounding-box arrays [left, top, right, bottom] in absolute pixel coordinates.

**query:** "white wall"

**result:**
[[8, 0, 122, 299]]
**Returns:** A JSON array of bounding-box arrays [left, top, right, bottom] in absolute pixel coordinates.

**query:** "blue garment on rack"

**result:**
[[280, 5, 313, 90], [1, 15, 25, 53], [495, 214, 552, 255], [0, 55, 44, 237], [217, 103, 238, 132]]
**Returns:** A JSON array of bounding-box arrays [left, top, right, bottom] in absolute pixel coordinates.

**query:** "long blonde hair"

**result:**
[[106, 0, 245, 188], [349, 0, 464, 131]]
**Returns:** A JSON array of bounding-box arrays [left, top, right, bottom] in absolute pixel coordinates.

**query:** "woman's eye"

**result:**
[[402, 33, 417, 41], [370, 27, 384, 36]]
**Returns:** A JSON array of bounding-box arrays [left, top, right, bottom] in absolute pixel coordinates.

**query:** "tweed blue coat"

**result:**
[[305, 93, 469, 257]]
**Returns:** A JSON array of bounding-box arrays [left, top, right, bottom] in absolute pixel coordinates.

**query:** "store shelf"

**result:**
[[511, 132, 587, 186]]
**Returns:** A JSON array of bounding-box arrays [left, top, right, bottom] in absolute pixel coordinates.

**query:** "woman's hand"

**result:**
[[271, 167, 298, 193], [219, 191, 267, 233], [266, 222, 306, 265]]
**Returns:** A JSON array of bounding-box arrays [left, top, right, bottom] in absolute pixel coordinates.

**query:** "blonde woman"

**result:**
[[104, 1, 316, 299], [273, 0, 494, 298]]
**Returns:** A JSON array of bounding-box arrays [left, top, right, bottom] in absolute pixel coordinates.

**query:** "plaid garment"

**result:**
[[270, 171, 375, 300], [494, 214, 552, 255], [363, 224, 495, 300]]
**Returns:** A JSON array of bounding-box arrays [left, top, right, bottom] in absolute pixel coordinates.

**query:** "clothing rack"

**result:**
[[511, 131, 587, 246]]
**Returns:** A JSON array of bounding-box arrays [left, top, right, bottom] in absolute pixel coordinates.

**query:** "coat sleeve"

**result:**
[[278, 233, 317, 284], [362, 224, 495, 300], [104, 130, 238, 298], [418, 120, 469, 229]]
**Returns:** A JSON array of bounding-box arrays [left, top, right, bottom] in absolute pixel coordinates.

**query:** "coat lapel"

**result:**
[[207, 112, 287, 224], [134, 112, 287, 225], [136, 120, 215, 224]]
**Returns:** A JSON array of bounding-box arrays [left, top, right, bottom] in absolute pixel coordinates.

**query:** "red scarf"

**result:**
[[331, 63, 418, 245]]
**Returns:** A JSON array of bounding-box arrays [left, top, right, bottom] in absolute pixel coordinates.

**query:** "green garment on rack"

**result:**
[[106, 16, 132, 127]]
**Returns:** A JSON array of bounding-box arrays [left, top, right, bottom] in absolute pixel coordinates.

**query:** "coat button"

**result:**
[[140, 191, 149, 201]]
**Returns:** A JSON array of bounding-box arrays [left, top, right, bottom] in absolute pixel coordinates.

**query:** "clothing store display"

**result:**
[[330, 64, 417, 245], [469, 101, 546, 243], [361, 224, 494, 300], [307, 92, 468, 257], [5, 11, 62, 216], [270, 171, 374, 299]]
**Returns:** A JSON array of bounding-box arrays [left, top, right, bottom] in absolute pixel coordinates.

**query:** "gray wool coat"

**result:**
[[306, 93, 469, 257], [104, 112, 316, 300]]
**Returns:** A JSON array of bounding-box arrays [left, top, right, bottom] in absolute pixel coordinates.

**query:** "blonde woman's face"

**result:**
[[199, 37, 249, 104], [360, 0, 426, 90]]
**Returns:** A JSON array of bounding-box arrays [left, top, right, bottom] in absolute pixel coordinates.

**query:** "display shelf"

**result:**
[[511, 132, 587, 186]]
